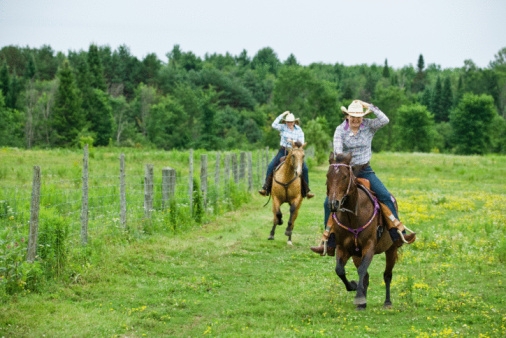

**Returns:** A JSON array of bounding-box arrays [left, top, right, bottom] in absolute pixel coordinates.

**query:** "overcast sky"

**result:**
[[1, 0, 505, 69]]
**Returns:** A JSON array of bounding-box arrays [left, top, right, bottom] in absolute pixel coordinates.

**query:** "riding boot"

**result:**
[[258, 172, 273, 196], [301, 178, 315, 199], [310, 232, 335, 256]]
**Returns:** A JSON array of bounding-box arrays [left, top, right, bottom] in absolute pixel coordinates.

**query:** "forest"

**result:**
[[1, 44, 506, 161]]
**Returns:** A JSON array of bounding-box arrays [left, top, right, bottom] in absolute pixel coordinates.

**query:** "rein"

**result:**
[[330, 163, 380, 251]]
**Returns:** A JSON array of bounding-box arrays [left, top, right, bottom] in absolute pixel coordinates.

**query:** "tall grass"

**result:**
[[0, 150, 505, 337], [0, 147, 264, 300]]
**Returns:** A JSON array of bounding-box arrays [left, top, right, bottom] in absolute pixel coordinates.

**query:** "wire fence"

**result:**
[[0, 146, 274, 262]]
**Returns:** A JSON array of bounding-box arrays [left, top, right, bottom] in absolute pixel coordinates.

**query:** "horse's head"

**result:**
[[287, 141, 306, 177], [327, 152, 355, 212]]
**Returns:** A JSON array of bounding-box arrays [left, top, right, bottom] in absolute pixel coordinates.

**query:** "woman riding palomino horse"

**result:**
[[259, 111, 314, 199], [267, 140, 307, 244], [311, 100, 415, 256]]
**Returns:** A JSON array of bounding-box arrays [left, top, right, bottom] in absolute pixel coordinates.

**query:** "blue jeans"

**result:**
[[324, 165, 398, 245], [265, 147, 309, 185]]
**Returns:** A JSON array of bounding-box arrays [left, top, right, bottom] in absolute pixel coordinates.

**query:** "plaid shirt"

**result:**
[[272, 113, 305, 148], [333, 105, 389, 166]]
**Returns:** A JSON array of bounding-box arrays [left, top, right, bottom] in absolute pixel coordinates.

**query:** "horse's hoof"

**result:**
[[284, 230, 292, 236], [383, 302, 392, 309], [268, 236, 274, 240], [287, 241, 293, 246], [356, 303, 367, 311]]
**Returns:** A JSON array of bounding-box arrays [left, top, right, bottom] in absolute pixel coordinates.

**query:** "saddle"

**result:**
[[356, 178, 399, 232]]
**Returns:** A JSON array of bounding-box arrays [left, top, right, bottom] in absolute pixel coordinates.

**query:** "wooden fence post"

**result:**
[[120, 153, 127, 229], [231, 153, 238, 184], [189, 149, 194, 214], [26, 166, 40, 262], [239, 152, 246, 181], [224, 153, 230, 187], [144, 164, 154, 219], [162, 167, 176, 210], [200, 154, 208, 209], [247, 152, 253, 192], [256, 150, 261, 188], [81, 145, 89, 245], [215, 152, 220, 189]]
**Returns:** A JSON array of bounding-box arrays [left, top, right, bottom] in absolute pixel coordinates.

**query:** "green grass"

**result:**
[[1, 151, 505, 337]]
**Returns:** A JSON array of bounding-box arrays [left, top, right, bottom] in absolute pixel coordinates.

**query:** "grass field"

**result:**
[[1, 150, 505, 337]]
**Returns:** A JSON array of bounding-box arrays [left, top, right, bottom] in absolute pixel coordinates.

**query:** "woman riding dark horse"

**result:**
[[325, 152, 402, 309], [311, 99, 415, 256]]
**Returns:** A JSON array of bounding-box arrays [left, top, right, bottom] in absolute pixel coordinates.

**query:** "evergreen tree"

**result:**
[[24, 54, 37, 80], [194, 103, 221, 150], [431, 76, 444, 122], [420, 88, 431, 108], [7, 72, 22, 109], [455, 76, 464, 105], [71, 51, 93, 113], [87, 44, 107, 91], [0, 61, 10, 102], [141, 53, 161, 86], [417, 54, 425, 73], [411, 54, 426, 93], [235, 49, 250, 68], [52, 60, 84, 146], [284, 54, 299, 66], [0, 91, 25, 147], [440, 77, 453, 122], [34, 45, 59, 81], [382, 59, 390, 78], [88, 89, 113, 146]]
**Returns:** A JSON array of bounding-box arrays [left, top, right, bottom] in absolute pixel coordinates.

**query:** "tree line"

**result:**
[[1, 44, 505, 161]]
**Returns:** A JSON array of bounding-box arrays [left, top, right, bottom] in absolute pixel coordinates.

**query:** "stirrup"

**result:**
[[396, 226, 416, 244]]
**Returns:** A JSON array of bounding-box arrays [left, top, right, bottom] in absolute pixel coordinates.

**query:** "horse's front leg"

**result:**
[[268, 200, 283, 240], [335, 249, 356, 291], [383, 246, 398, 309], [354, 247, 374, 310], [284, 201, 300, 245]]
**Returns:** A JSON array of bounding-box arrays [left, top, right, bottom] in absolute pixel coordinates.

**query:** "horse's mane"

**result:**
[[330, 152, 352, 165]]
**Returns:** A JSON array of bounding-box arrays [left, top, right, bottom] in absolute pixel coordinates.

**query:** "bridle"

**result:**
[[329, 163, 354, 214]]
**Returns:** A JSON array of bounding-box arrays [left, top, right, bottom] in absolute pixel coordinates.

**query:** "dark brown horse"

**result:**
[[268, 141, 306, 245], [326, 152, 398, 310]]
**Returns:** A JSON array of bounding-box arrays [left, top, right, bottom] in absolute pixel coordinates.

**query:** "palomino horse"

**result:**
[[326, 152, 398, 310], [268, 141, 306, 245]]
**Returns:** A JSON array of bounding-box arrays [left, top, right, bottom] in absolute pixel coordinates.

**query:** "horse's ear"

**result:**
[[344, 152, 352, 164], [329, 151, 336, 164]]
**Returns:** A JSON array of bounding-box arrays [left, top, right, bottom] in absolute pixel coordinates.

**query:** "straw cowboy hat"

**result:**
[[341, 100, 371, 117], [281, 112, 300, 125]]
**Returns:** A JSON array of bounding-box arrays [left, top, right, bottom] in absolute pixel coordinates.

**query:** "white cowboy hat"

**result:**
[[281, 112, 300, 125], [340, 100, 371, 117]]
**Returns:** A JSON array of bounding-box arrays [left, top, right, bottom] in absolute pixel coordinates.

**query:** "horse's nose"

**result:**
[[329, 199, 339, 212]]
